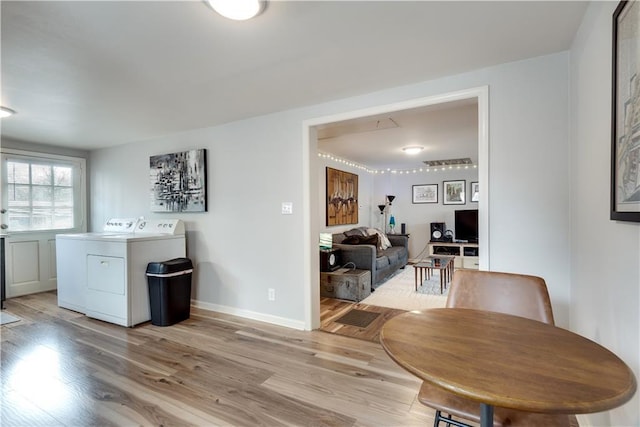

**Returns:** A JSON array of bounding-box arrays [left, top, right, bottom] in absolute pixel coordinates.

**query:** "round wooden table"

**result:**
[[380, 308, 637, 427]]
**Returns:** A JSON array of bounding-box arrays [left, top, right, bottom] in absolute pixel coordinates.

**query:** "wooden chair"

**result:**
[[418, 270, 579, 427]]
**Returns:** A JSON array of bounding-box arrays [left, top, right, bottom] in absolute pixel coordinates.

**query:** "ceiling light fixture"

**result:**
[[402, 146, 424, 155], [207, 0, 266, 21], [0, 107, 16, 118], [318, 152, 476, 175], [423, 158, 473, 167]]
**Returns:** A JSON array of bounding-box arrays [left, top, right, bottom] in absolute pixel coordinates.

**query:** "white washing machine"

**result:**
[[56, 219, 186, 327]]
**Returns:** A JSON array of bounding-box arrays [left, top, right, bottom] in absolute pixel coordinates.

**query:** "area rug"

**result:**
[[416, 276, 449, 296], [0, 312, 21, 325], [360, 266, 448, 311], [334, 309, 380, 328]]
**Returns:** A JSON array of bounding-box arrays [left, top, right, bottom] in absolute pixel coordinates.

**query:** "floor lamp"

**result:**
[[378, 205, 386, 230]]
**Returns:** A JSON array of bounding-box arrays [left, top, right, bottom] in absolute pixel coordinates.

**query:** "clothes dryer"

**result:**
[[56, 218, 139, 313], [56, 219, 186, 327]]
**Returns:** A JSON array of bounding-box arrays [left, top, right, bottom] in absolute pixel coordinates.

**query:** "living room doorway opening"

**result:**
[[302, 86, 490, 331]]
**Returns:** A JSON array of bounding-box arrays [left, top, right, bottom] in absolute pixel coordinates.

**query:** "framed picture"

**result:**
[[150, 149, 207, 212], [443, 180, 466, 205], [612, 0, 640, 222], [471, 182, 479, 202], [412, 184, 438, 204], [326, 167, 358, 226]]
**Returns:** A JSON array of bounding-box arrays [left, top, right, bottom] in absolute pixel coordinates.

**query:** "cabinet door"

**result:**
[[462, 257, 480, 270], [452, 257, 462, 269], [5, 235, 57, 298]]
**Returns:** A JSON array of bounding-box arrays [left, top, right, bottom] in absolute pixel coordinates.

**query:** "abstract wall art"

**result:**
[[326, 167, 358, 226], [150, 149, 207, 213]]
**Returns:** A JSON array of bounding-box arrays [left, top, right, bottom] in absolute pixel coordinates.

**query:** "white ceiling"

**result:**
[[317, 98, 479, 171], [1, 0, 588, 158]]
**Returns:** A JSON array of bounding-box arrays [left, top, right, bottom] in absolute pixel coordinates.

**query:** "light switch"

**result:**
[[281, 202, 293, 215]]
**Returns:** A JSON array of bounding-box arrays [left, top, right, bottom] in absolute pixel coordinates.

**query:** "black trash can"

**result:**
[[146, 258, 193, 326]]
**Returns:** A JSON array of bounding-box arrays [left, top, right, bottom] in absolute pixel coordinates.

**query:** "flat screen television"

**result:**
[[454, 209, 478, 243]]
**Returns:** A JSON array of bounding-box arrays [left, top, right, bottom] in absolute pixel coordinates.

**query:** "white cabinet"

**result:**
[[428, 242, 479, 270]]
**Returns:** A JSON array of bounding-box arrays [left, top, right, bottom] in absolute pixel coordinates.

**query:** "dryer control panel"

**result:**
[[136, 219, 184, 235], [103, 218, 139, 233]]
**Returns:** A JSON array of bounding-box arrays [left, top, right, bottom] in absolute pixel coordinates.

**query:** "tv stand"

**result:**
[[428, 242, 479, 270]]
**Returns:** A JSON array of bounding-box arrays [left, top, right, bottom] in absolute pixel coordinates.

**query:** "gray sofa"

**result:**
[[332, 227, 409, 288]]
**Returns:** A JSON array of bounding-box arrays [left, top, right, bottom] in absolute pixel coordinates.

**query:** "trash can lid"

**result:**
[[146, 257, 193, 275]]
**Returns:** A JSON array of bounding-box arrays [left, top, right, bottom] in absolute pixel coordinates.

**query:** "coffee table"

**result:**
[[413, 256, 454, 293], [380, 308, 637, 427]]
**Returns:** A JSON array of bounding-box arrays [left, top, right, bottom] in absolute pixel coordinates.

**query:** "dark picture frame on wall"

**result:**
[[611, 0, 640, 222], [443, 180, 466, 205], [412, 184, 438, 204], [471, 182, 479, 202]]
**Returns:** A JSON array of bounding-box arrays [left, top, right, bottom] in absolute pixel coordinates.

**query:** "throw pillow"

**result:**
[[360, 234, 380, 247], [344, 228, 366, 237], [341, 234, 382, 255], [366, 228, 392, 250], [365, 228, 385, 251]]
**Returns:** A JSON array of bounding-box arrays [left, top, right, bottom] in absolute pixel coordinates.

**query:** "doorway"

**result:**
[[302, 86, 490, 330]]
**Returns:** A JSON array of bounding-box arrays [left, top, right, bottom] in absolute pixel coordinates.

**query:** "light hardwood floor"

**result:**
[[319, 298, 407, 342], [1, 291, 438, 426]]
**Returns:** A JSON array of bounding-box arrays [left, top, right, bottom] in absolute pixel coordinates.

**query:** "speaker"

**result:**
[[320, 248, 341, 272], [401, 223, 406, 234], [430, 222, 446, 242]]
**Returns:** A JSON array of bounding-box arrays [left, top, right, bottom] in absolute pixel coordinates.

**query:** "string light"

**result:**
[[318, 152, 477, 174]]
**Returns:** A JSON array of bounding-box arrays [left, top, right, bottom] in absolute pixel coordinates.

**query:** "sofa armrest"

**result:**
[[387, 234, 409, 249], [333, 243, 377, 271]]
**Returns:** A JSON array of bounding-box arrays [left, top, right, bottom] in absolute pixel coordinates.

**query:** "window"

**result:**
[[2, 150, 85, 233]]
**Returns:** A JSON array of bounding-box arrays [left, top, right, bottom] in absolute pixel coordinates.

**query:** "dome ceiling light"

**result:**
[[402, 146, 424, 155], [207, 0, 266, 21], [0, 107, 16, 118]]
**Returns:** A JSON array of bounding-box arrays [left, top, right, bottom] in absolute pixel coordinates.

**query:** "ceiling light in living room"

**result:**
[[0, 107, 16, 118], [402, 146, 424, 155], [207, 0, 266, 20], [423, 157, 473, 167]]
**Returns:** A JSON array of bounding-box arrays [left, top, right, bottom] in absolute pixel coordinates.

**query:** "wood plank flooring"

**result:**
[[319, 298, 407, 342], [1, 291, 437, 426]]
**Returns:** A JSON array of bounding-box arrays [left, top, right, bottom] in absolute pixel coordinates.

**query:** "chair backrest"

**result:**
[[446, 270, 555, 325]]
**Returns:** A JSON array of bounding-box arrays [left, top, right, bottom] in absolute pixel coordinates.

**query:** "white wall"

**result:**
[[90, 51, 571, 329], [570, 2, 639, 425], [1, 137, 90, 159], [373, 168, 479, 258], [91, 115, 310, 328]]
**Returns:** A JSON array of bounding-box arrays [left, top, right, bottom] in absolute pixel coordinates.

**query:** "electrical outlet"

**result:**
[[268, 288, 275, 301]]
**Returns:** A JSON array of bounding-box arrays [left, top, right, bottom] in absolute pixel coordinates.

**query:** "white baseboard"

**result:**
[[191, 299, 306, 331]]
